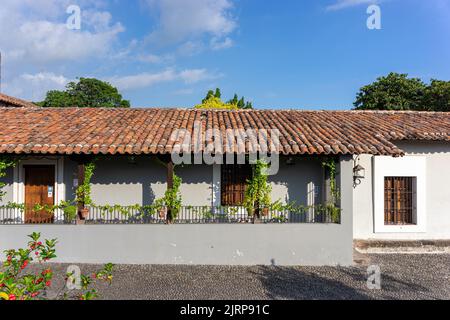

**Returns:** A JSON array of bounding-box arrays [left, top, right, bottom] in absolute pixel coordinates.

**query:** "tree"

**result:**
[[195, 88, 253, 110], [424, 80, 450, 112], [39, 78, 130, 108], [354, 73, 427, 111]]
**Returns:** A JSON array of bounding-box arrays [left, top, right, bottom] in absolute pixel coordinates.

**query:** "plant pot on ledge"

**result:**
[[158, 207, 167, 220], [80, 208, 89, 220]]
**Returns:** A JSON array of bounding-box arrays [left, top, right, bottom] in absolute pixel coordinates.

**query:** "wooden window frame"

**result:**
[[221, 164, 252, 206], [384, 177, 416, 225]]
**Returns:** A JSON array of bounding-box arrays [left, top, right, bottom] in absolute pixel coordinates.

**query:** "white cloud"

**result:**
[[145, 0, 236, 50], [326, 0, 380, 11], [179, 69, 215, 84], [210, 37, 234, 50], [108, 69, 218, 90], [0, 0, 124, 63], [5, 72, 70, 101]]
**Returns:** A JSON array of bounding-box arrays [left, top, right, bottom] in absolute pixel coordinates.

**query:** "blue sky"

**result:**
[[1, 0, 449, 109]]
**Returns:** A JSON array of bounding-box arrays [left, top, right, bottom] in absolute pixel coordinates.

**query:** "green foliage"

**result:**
[[0, 157, 17, 202], [322, 158, 339, 202], [243, 160, 272, 215], [60, 201, 78, 221], [227, 93, 253, 109], [423, 79, 450, 112], [321, 158, 341, 223], [76, 161, 96, 206], [195, 95, 239, 110], [354, 73, 427, 110], [195, 88, 253, 110], [354, 73, 450, 111], [1, 201, 78, 223], [0, 233, 113, 301], [39, 78, 130, 108], [155, 173, 183, 220]]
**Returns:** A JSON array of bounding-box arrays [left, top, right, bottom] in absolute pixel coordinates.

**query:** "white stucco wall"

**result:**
[[2, 156, 325, 209], [0, 167, 14, 206], [269, 157, 323, 206], [89, 157, 214, 207], [354, 141, 450, 240], [0, 156, 354, 266]]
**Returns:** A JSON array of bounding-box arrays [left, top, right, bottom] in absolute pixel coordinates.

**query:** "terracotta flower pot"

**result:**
[[159, 208, 167, 219], [80, 208, 89, 219]]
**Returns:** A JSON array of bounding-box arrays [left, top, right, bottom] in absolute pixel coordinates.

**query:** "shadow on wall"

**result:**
[[86, 156, 165, 206], [269, 157, 324, 205], [84, 156, 213, 206], [254, 264, 434, 300]]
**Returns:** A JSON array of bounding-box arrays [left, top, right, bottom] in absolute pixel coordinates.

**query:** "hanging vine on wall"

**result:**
[[76, 160, 97, 206], [0, 157, 18, 202], [322, 158, 340, 202], [322, 158, 341, 223], [165, 173, 182, 218], [243, 160, 272, 216], [155, 172, 182, 220]]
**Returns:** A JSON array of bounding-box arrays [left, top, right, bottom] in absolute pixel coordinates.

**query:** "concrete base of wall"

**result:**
[[0, 224, 353, 266], [354, 239, 450, 254]]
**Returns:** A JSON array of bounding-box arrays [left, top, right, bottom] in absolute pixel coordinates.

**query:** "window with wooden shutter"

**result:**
[[384, 177, 416, 225], [221, 164, 252, 206]]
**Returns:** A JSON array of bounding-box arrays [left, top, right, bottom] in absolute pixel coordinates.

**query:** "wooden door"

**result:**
[[24, 165, 55, 224]]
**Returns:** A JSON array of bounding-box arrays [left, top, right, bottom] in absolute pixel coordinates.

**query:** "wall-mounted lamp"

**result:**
[[353, 164, 365, 186], [128, 156, 137, 165], [286, 157, 295, 165]]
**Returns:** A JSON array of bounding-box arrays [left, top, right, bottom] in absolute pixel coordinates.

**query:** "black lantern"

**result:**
[[353, 164, 365, 185]]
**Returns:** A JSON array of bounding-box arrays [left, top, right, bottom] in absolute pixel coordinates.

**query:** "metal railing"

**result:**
[[0, 205, 340, 225], [0, 205, 76, 225], [82, 205, 339, 225]]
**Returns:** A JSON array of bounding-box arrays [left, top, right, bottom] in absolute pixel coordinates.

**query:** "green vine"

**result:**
[[0, 157, 18, 202], [243, 160, 272, 216], [155, 172, 182, 220], [75, 161, 96, 206], [322, 158, 341, 223], [1, 201, 78, 222]]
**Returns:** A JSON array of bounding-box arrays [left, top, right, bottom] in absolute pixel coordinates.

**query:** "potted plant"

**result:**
[[80, 207, 89, 219], [158, 207, 167, 220], [60, 201, 78, 222], [154, 173, 182, 223]]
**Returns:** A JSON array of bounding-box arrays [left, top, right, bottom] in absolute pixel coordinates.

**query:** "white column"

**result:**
[[212, 164, 221, 208]]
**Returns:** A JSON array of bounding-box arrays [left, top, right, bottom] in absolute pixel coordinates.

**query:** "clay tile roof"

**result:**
[[0, 93, 38, 109], [0, 108, 449, 156]]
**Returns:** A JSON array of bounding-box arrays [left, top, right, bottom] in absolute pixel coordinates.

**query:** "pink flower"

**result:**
[[21, 260, 29, 269]]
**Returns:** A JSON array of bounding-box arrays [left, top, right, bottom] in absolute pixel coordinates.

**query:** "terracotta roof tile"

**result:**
[[0, 93, 38, 109], [0, 108, 449, 156]]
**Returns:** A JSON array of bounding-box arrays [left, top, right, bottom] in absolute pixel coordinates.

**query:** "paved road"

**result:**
[[42, 254, 450, 300]]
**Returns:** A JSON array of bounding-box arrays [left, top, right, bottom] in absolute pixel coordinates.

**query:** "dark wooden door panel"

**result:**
[[24, 165, 55, 224]]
